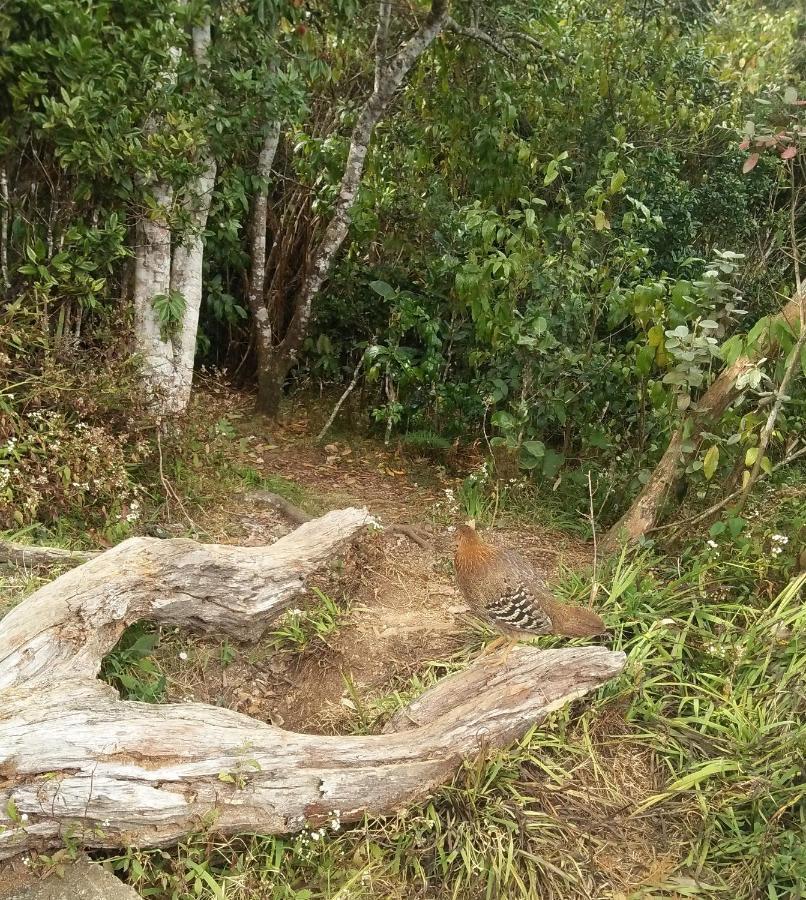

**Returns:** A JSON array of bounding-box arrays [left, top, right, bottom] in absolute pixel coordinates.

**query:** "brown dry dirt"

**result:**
[[152, 390, 595, 735]]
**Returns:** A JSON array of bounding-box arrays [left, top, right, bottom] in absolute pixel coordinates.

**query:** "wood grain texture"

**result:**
[[0, 507, 625, 860]]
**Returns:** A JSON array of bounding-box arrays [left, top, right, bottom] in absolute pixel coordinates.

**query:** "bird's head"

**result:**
[[455, 519, 478, 544]]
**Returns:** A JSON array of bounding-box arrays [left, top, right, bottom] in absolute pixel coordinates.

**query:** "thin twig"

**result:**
[[156, 426, 200, 532], [736, 182, 805, 511], [317, 348, 368, 443], [445, 16, 516, 60], [655, 442, 806, 534]]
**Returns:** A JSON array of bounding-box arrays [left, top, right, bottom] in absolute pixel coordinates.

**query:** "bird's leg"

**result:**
[[480, 635, 506, 656], [497, 637, 518, 667]]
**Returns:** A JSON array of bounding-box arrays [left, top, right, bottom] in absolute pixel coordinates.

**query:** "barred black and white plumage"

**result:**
[[454, 522, 606, 639]]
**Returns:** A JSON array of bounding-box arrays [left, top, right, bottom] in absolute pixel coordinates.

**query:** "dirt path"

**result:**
[[154, 392, 594, 734]]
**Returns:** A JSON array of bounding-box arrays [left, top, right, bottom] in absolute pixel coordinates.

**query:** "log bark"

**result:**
[[603, 293, 806, 550], [0, 507, 625, 860], [0, 541, 101, 568]]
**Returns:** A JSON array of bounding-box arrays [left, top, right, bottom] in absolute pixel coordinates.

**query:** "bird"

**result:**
[[454, 520, 606, 659]]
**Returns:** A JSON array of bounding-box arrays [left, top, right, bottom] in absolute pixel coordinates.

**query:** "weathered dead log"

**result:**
[[0, 541, 101, 568], [603, 293, 805, 550], [0, 507, 625, 860], [248, 489, 313, 525]]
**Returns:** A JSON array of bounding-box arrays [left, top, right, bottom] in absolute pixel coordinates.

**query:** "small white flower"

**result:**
[[179, 651, 188, 661], [20, 813, 28, 822], [772, 546, 782, 556], [311, 831, 320, 841], [706, 539, 718, 549], [771, 534, 788, 545]]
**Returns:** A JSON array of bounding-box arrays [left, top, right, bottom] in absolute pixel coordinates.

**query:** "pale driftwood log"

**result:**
[[0, 508, 370, 689], [0, 507, 625, 860], [0, 541, 101, 568]]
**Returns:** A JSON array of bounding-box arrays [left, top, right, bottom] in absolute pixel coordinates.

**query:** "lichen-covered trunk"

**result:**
[[131, 20, 216, 416]]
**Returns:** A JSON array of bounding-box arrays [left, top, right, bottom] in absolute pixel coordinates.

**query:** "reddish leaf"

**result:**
[[739, 138, 750, 150], [780, 145, 797, 160], [742, 153, 759, 174]]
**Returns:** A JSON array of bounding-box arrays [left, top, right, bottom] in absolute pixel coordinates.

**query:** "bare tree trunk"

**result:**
[[133, 180, 176, 403], [254, 0, 450, 416], [169, 153, 217, 410], [0, 541, 100, 568], [247, 123, 282, 414], [0, 164, 9, 290], [132, 18, 217, 415], [0, 507, 625, 860], [603, 294, 806, 550]]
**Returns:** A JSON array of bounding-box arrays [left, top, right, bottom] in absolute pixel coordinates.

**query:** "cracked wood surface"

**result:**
[[0, 507, 625, 859]]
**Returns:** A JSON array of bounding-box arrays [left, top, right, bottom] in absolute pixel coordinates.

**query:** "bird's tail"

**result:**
[[544, 598, 607, 637]]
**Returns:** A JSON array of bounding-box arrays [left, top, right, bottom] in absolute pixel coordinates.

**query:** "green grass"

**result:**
[[101, 540, 806, 899], [233, 467, 313, 511]]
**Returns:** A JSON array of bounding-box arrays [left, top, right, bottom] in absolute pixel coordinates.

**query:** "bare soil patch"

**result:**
[[152, 390, 594, 734]]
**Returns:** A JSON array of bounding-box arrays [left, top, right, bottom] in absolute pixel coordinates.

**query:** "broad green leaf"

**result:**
[[369, 280, 395, 299], [745, 447, 758, 466], [703, 445, 719, 480], [542, 448, 565, 479], [609, 169, 626, 193], [521, 440, 545, 458]]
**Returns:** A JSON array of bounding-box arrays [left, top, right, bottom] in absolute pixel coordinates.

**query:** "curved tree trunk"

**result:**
[[252, 0, 450, 417], [0, 507, 625, 860], [603, 293, 806, 550]]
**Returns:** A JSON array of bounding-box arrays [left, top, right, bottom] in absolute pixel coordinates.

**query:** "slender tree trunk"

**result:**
[[169, 152, 217, 410], [247, 123, 282, 408], [133, 181, 176, 403], [132, 18, 216, 416], [0, 164, 9, 290], [254, 0, 450, 416], [603, 293, 806, 550]]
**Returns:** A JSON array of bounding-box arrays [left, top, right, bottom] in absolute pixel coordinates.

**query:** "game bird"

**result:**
[[454, 520, 606, 658]]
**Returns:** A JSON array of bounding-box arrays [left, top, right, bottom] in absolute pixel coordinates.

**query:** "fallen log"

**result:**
[[0, 541, 101, 569], [0, 507, 626, 860]]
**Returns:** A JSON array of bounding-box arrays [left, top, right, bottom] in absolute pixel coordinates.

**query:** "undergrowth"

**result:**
[[102, 544, 806, 899]]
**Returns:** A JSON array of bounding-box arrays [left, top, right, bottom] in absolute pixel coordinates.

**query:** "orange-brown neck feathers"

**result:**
[[455, 524, 496, 573], [543, 597, 606, 637]]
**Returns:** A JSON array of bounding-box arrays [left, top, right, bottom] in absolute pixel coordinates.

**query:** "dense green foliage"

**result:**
[[1, 2, 805, 897], [1, 0, 804, 528]]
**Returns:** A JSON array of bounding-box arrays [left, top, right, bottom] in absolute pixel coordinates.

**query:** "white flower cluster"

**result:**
[[294, 810, 342, 858], [443, 487, 458, 513], [771, 534, 788, 556]]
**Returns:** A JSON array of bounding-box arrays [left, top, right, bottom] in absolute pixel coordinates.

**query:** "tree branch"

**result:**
[[445, 16, 516, 60]]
